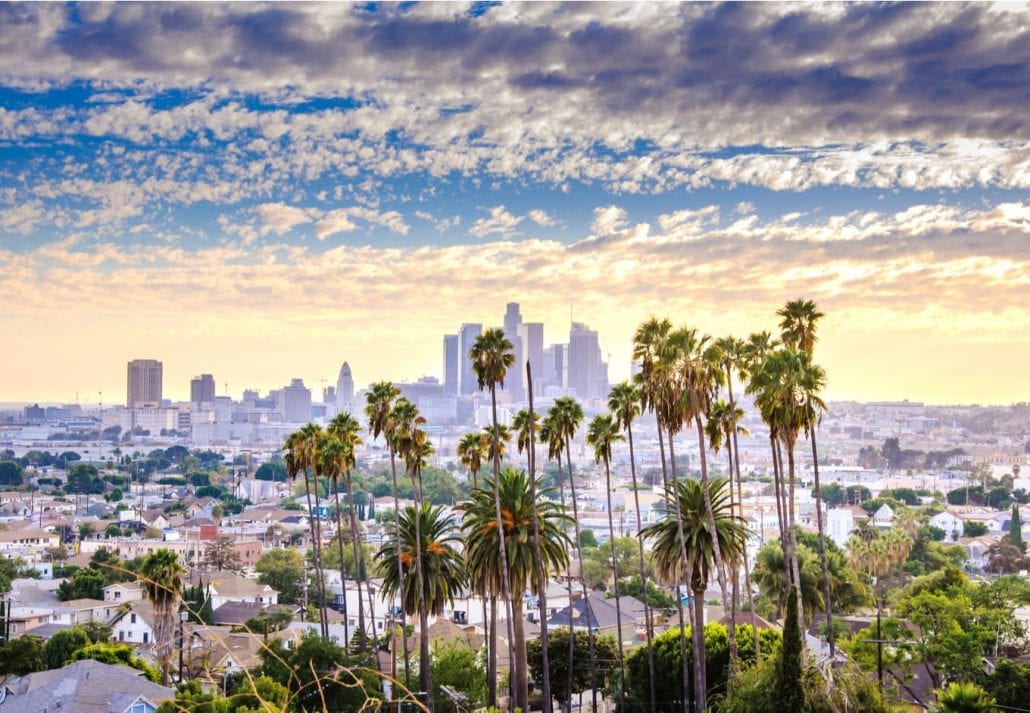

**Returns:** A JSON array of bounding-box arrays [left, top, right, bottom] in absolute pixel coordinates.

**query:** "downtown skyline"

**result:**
[[0, 3, 1027, 405]]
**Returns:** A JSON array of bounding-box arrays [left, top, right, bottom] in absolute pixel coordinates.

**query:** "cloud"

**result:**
[[315, 206, 410, 239], [591, 205, 629, 236], [527, 209, 557, 227], [469, 205, 523, 238], [255, 203, 312, 236]]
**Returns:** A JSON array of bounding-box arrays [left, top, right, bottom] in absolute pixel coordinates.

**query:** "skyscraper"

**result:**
[[336, 362, 354, 410], [282, 378, 312, 422], [518, 322, 544, 395], [503, 303, 524, 400], [190, 374, 216, 404], [126, 359, 162, 407], [443, 334, 459, 395], [459, 323, 482, 396], [568, 322, 608, 400]]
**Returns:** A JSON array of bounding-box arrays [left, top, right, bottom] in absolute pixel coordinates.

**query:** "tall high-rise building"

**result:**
[[443, 334, 459, 395], [503, 303, 524, 400], [459, 323, 482, 396], [518, 322, 544, 395], [568, 322, 608, 400], [190, 374, 216, 404], [336, 362, 354, 409], [126, 359, 163, 407], [281, 378, 312, 423], [543, 344, 567, 389]]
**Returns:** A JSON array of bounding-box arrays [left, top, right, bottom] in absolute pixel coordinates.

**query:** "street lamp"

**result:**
[[178, 610, 189, 683]]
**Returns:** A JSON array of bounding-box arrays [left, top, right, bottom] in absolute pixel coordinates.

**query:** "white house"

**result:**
[[872, 504, 894, 529], [929, 511, 964, 543], [110, 601, 156, 645], [50, 599, 121, 627], [827, 508, 855, 547], [104, 581, 145, 604], [207, 573, 279, 609]]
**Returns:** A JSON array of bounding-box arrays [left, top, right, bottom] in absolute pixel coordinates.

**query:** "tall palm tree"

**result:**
[[586, 413, 627, 704], [608, 381, 657, 713], [365, 381, 411, 692], [512, 409, 540, 466], [541, 412, 577, 713], [470, 327, 519, 709], [139, 549, 185, 685], [391, 398, 434, 707], [377, 503, 466, 710], [315, 431, 352, 647], [464, 468, 572, 713], [550, 396, 598, 711], [778, 298, 835, 655], [327, 412, 370, 651], [642, 477, 748, 713], [632, 317, 690, 707], [457, 431, 489, 489], [482, 423, 512, 465], [284, 427, 328, 638]]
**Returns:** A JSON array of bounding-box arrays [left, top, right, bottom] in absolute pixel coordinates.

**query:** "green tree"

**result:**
[[0, 460, 24, 486], [457, 431, 489, 489], [0, 635, 46, 675], [612, 575, 677, 609], [775, 586, 805, 712], [44, 626, 89, 668], [284, 424, 329, 639], [933, 682, 995, 713], [963, 521, 989, 537], [57, 566, 106, 600], [69, 642, 161, 682], [528, 628, 619, 708], [426, 642, 488, 713], [1009, 505, 1024, 551], [255, 548, 306, 604], [986, 659, 1030, 710]]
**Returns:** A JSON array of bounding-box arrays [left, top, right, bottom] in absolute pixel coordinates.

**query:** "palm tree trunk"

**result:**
[[627, 422, 657, 713], [785, 443, 804, 623], [664, 426, 692, 710], [810, 427, 835, 657], [692, 584, 708, 713], [730, 423, 759, 662], [695, 415, 737, 679], [408, 467, 433, 710], [343, 469, 368, 651], [301, 470, 328, 639], [770, 435, 788, 563], [488, 595, 498, 705], [388, 449, 412, 695], [511, 594, 530, 713], [332, 483, 351, 648], [564, 435, 597, 713], [310, 473, 330, 637], [525, 366, 553, 713], [602, 456, 626, 705], [488, 385, 518, 711], [558, 451, 576, 713]]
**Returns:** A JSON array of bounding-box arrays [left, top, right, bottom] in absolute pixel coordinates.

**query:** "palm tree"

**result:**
[[550, 396, 598, 711], [139, 548, 185, 685], [390, 398, 434, 707], [470, 327, 519, 709], [482, 423, 512, 464], [464, 468, 572, 713], [512, 409, 540, 467], [632, 317, 691, 707], [608, 380, 657, 713], [706, 396, 756, 665], [642, 477, 748, 713], [457, 431, 489, 489], [541, 412, 577, 713], [365, 382, 411, 692], [778, 298, 836, 655], [327, 412, 369, 651], [377, 502, 466, 710], [315, 431, 352, 647], [586, 413, 627, 704], [284, 426, 328, 638]]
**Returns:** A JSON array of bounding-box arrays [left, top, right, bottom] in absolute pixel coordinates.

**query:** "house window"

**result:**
[[131, 614, 137, 624], [128, 702, 154, 713], [119, 631, 125, 641], [115, 592, 121, 600], [143, 632, 149, 643]]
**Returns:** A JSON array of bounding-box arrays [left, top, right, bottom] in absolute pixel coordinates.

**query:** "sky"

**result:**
[[0, 2, 1028, 406]]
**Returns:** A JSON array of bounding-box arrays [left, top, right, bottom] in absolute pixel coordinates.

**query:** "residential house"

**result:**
[[929, 511, 964, 543], [110, 600, 156, 646], [6, 606, 54, 636], [0, 659, 174, 713], [872, 504, 894, 529], [207, 573, 279, 609], [0, 528, 59, 551], [51, 598, 121, 626], [548, 592, 650, 647], [105, 581, 145, 604]]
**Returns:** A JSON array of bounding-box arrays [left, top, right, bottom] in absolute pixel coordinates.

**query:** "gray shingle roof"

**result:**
[[2, 659, 174, 713]]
